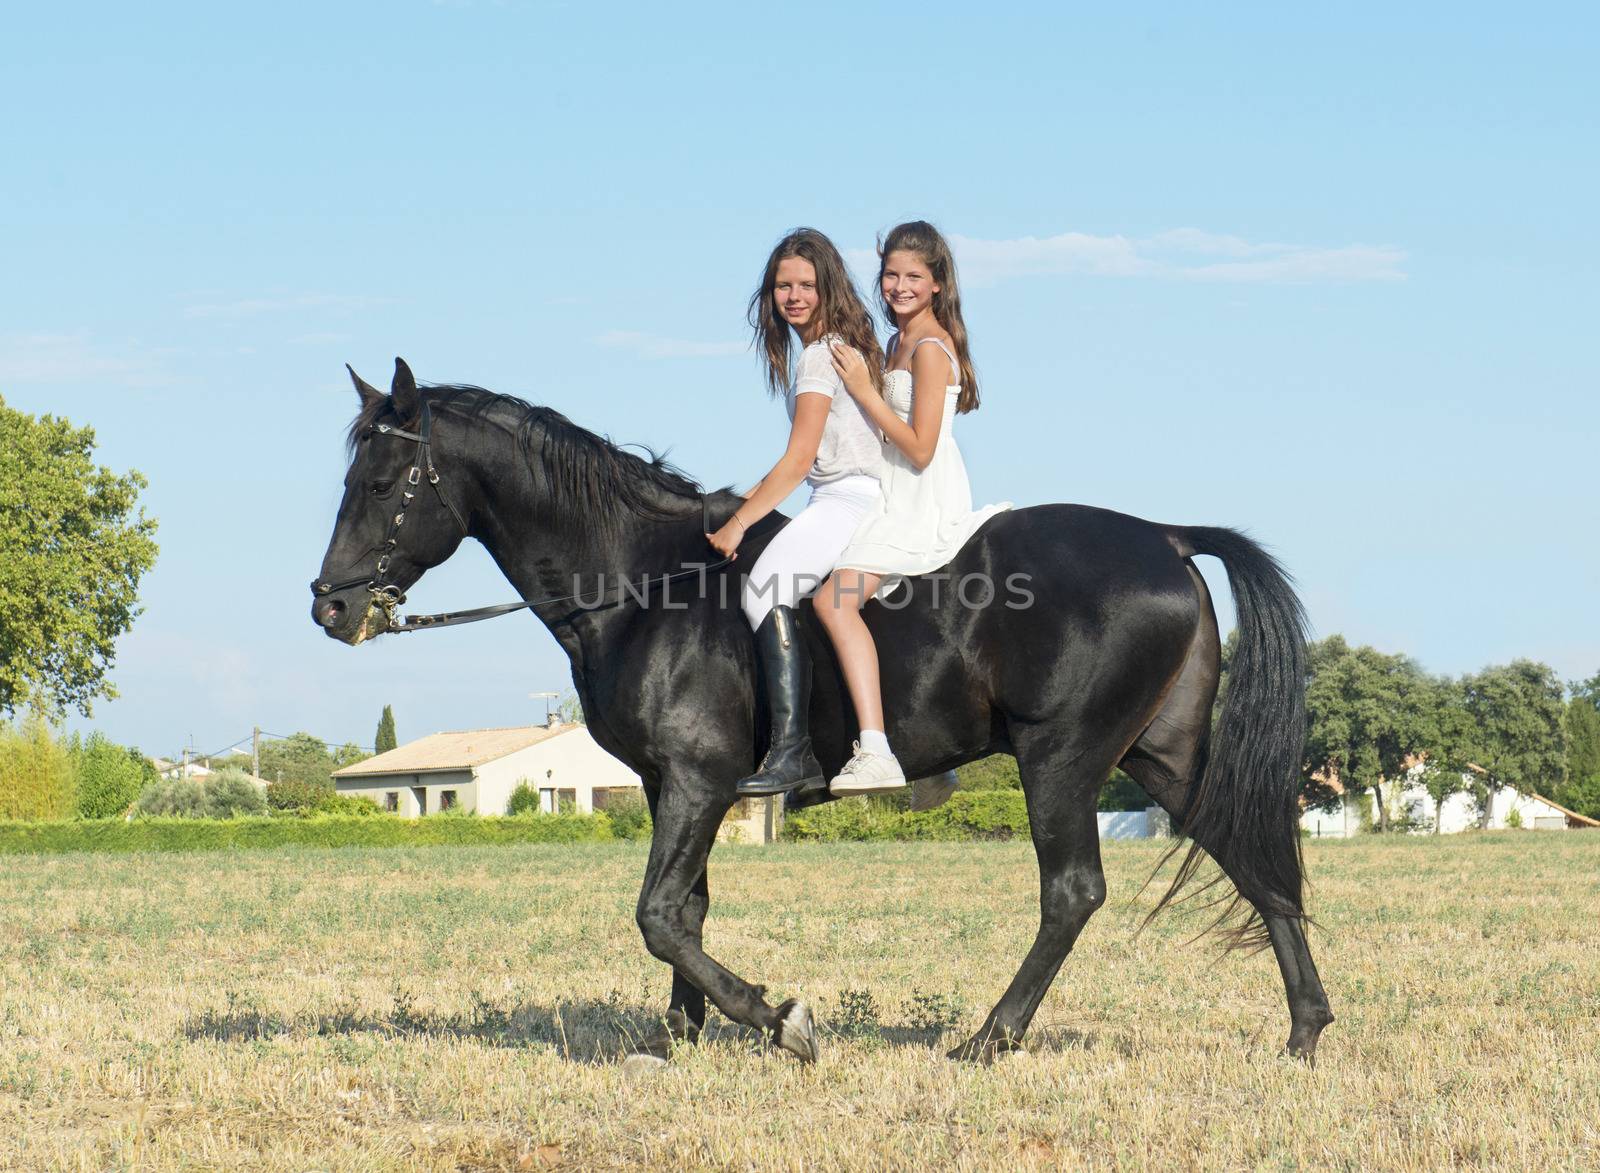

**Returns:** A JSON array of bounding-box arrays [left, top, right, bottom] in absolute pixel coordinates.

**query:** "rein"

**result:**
[[310, 401, 732, 635]]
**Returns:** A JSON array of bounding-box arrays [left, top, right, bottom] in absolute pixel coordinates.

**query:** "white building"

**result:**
[[332, 721, 642, 817], [1301, 768, 1598, 838], [152, 757, 212, 780]]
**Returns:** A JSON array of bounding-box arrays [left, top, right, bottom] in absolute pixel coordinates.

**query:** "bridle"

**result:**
[[310, 399, 731, 635]]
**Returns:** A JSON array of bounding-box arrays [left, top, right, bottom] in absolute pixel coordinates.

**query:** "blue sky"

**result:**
[[4, 2, 1595, 758]]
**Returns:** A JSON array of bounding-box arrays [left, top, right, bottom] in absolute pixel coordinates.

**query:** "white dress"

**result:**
[[836, 337, 1011, 599]]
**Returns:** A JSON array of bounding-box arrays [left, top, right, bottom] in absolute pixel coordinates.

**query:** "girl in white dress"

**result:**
[[815, 220, 1011, 794], [705, 228, 888, 797]]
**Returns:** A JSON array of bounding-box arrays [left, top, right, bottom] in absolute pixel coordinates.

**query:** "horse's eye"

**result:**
[[371, 479, 395, 497]]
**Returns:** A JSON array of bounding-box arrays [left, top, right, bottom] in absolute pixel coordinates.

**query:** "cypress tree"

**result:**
[[375, 705, 397, 754]]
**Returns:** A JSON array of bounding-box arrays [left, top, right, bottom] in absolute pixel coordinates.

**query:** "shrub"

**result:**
[[0, 714, 78, 820], [204, 769, 267, 817], [604, 789, 652, 840], [265, 777, 333, 812], [784, 790, 1031, 842], [134, 777, 210, 818], [133, 770, 267, 819], [71, 732, 154, 818], [0, 811, 618, 853], [321, 792, 384, 817], [956, 755, 1020, 791], [507, 781, 539, 816], [267, 780, 384, 817]]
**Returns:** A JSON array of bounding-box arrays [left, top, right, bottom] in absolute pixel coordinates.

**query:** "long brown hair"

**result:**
[[748, 227, 884, 398], [878, 220, 980, 413]]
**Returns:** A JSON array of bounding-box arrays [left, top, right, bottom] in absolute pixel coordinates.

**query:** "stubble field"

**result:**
[[1, 832, 1596, 1170]]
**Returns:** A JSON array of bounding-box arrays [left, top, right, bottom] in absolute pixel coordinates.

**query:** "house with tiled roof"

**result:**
[[331, 719, 641, 817]]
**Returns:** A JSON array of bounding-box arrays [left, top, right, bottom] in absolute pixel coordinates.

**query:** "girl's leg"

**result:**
[[814, 568, 887, 731], [736, 484, 878, 798], [815, 568, 905, 794]]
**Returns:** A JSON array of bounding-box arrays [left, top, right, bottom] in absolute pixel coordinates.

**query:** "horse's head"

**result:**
[[310, 358, 471, 645]]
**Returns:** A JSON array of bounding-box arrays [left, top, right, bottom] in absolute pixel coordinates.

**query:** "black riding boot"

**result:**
[[736, 605, 826, 797]]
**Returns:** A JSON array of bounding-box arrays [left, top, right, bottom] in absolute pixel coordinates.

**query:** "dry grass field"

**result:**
[[2, 832, 1596, 1170]]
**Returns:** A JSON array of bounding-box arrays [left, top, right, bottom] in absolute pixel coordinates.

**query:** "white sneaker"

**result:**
[[828, 742, 907, 796]]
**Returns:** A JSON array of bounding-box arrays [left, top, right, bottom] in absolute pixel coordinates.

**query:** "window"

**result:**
[[441, 790, 458, 811], [384, 791, 399, 812], [591, 788, 611, 810], [557, 788, 577, 813]]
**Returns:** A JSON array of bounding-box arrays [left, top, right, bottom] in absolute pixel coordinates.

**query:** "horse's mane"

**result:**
[[348, 383, 707, 536]]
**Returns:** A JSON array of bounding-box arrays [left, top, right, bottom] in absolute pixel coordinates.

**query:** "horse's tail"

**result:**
[[1153, 525, 1310, 951]]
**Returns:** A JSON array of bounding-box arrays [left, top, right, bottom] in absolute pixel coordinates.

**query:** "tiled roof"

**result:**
[[332, 724, 577, 777]]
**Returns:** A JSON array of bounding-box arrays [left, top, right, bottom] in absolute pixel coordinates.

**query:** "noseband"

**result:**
[[309, 400, 468, 628], [311, 400, 730, 635]]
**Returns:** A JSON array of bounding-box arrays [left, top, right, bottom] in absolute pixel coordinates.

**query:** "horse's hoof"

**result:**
[[948, 1031, 1024, 1065], [1284, 1010, 1331, 1065], [626, 1009, 699, 1064], [773, 999, 819, 1064], [1284, 1037, 1319, 1067]]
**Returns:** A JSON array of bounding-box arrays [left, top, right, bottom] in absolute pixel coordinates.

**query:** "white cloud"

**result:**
[[595, 331, 747, 359], [0, 332, 171, 386], [183, 293, 389, 320], [945, 229, 1406, 286]]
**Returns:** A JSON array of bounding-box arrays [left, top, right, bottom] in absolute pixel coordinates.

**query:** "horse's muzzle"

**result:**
[[312, 596, 346, 630]]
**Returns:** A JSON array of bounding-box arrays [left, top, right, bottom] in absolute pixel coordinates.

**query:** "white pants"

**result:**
[[741, 474, 882, 630]]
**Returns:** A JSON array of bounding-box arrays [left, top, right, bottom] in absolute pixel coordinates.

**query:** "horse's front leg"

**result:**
[[633, 769, 817, 1063], [629, 869, 707, 1060]]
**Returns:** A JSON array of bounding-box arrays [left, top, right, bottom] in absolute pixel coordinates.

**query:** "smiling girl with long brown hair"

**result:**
[[815, 220, 1012, 794], [704, 227, 886, 797]]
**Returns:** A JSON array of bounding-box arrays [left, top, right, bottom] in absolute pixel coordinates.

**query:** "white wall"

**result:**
[[336, 769, 474, 816], [1300, 774, 1572, 837], [1096, 808, 1168, 839], [1302, 798, 1361, 838], [474, 727, 643, 815]]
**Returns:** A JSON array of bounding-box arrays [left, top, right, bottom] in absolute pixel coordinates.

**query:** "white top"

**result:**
[[787, 336, 884, 486], [835, 334, 1012, 597]]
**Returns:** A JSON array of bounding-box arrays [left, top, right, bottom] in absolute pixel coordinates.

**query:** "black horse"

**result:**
[[311, 360, 1333, 1064]]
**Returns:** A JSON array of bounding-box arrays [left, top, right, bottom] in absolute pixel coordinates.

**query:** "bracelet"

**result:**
[[729, 515, 746, 532]]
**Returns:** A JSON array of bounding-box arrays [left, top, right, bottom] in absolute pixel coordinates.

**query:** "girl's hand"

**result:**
[[706, 517, 745, 560], [829, 340, 874, 401]]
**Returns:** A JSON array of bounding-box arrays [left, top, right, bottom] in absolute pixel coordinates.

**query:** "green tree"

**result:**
[[256, 732, 336, 789], [331, 741, 370, 770], [1457, 661, 1567, 827], [0, 714, 78, 819], [1556, 673, 1600, 819], [556, 692, 586, 725], [71, 731, 155, 818], [1303, 636, 1442, 832], [507, 781, 540, 815], [374, 705, 397, 754], [0, 398, 159, 718]]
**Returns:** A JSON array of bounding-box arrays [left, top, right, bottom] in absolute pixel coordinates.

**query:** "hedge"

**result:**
[[0, 811, 617, 854], [784, 790, 1032, 841]]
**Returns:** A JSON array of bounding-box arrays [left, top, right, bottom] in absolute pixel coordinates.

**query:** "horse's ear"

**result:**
[[391, 357, 420, 421], [346, 364, 385, 409]]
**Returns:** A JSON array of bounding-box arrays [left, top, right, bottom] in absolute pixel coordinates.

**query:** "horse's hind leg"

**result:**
[[950, 722, 1118, 1064], [1123, 751, 1334, 1058], [1118, 568, 1333, 1059]]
